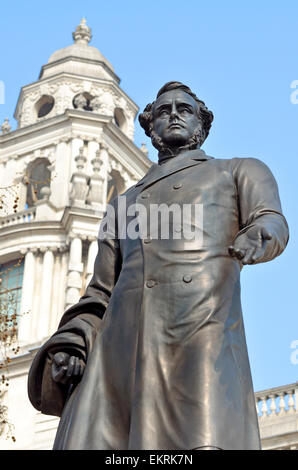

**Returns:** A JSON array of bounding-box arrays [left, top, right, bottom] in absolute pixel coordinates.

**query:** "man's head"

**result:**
[[139, 81, 214, 153]]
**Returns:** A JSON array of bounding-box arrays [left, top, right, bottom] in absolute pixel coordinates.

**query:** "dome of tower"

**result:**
[[47, 18, 114, 71], [39, 18, 116, 80]]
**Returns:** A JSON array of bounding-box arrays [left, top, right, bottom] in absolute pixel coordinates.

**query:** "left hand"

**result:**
[[51, 352, 85, 385], [228, 226, 272, 265]]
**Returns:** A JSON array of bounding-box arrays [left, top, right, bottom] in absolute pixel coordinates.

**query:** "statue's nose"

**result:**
[[170, 109, 178, 120], [169, 101, 179, 120]]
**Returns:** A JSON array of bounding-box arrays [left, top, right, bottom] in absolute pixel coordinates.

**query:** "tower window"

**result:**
[[0, 258, 24, 335], [114, 108, 127, 132], [25, 158, 51, 208], [35, 95, 55, 118]]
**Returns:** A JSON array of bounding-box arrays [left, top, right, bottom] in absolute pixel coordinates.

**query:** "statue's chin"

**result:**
[[163, 136, 188, 148], [151, 129, 202, 153]]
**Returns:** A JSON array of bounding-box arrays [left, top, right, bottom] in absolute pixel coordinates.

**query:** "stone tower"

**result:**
[[0, 19, 150, 449]]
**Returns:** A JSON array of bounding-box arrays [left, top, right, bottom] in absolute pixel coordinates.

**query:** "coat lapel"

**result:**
[[135, 149, 213, 192]]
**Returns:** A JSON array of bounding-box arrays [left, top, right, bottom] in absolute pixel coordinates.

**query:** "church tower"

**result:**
[[0, 20, 150, 449]]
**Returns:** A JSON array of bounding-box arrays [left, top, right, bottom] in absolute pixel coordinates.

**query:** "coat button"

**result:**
[[141, 193, 150, 199], [146, 280, 156, 288], [183, 275, 192, 283], [173, 183, 183, 190], [174, 225, 182, 233]]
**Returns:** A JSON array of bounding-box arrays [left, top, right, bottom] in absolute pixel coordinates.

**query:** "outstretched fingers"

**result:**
[[228, 246, 245, 260]]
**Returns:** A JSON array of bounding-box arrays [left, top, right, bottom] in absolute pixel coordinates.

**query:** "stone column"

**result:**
[[65, 234, 83, 310], [99, 144, 109, 210], [87, 140, 99, 175], [51, 139, 70, 208], [1, 157, 18, 216], [18, 248, 36, 343], [295, 386, 298, 415], [38, 247, 55, 340], [0, 160, 7, 218], [86, 149, 104, 210], [53, 247, 68, 329], [85, 237, 98, 287], [69, 147, 88, 207]]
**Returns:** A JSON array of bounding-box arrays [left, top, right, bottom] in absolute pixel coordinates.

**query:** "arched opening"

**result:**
[[25, 158, 51, 208], [73, 92, 94, 111], [35, 95, 55, 118], [0, 258, 24, 335], [114, 108, 127, 132], [106, 170, 125, 203]]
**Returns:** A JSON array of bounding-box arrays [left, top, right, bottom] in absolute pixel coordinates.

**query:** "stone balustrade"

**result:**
[[255, 383, 298, 449], [0, 207, 36, 228], [255, 383, 297, 419]]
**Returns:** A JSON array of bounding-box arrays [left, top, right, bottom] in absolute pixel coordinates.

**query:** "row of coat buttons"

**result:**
[[141, 183, 183, 200], [142, 228, 183, 240], [145, 275, 192, 288]]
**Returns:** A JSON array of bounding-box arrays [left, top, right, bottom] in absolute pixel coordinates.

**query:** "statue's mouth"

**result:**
[[168, 123, 184, 129]]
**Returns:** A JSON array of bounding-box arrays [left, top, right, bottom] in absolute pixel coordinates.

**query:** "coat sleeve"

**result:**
[[28, 199, 122, 416], [232, 158, 289, 264]]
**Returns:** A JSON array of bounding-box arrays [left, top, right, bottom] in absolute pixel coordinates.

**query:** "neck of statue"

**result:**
[[158, 143, 201, 165]]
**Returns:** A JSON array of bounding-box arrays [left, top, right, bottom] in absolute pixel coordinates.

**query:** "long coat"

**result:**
[[28, 148, 289, 450]]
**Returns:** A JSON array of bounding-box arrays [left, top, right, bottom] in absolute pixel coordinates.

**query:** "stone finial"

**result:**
[[140, 143, 149, 156], [72, 18, 92, 45], [1, 118, 11, 134], [75, 147, 87, 172], [86, 149, 104, 209], [70, 147, 88, 207], [91, 150, 103, 174]]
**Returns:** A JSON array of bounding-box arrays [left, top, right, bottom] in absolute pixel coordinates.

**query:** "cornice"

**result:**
[[0, 219, 64, 238], [1, 346, 42, 379], [0, 111, 152, 174], [39, 56, 120, 83], [0, 110, 109, 147], [20, 244, 68, 255], [61, 205, 104, 229]]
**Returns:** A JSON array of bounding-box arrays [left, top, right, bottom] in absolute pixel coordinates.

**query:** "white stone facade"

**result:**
[[0, 20, 150, 450], [0, 19, 296, 451]]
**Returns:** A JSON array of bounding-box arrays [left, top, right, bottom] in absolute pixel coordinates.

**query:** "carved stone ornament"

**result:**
[[1, 118, 11, 134]]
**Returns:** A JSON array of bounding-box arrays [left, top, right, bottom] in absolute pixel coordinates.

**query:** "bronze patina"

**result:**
[[28, 82, 289, 450]]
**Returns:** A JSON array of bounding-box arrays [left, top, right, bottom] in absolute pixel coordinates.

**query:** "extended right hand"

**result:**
[[51, 352, 85, 384]]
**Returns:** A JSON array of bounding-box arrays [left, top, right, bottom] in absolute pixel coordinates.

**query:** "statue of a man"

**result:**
[[28, 81, 289, 450]]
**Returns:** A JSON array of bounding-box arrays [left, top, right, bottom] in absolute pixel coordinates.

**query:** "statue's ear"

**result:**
[[139, 103, 154, 137]]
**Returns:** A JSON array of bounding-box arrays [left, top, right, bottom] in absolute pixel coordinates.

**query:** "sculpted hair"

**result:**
[[139, 81, 214, 148]]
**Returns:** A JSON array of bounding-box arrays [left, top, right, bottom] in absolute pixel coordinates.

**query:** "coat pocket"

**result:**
[[146, 273, 215, 344]]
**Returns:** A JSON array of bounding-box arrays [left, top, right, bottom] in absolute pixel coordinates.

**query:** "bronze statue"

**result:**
[[28, 81, 289, 450]]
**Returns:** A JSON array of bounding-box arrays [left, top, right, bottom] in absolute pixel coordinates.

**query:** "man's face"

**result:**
[[152, 89, 201, 149]]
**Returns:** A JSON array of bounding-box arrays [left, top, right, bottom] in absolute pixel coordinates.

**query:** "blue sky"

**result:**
[[0, 0, 297, 392]]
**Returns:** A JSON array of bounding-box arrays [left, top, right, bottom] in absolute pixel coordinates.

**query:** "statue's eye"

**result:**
[[159, 109, 169, 116], [179, 107, 191, 114]]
